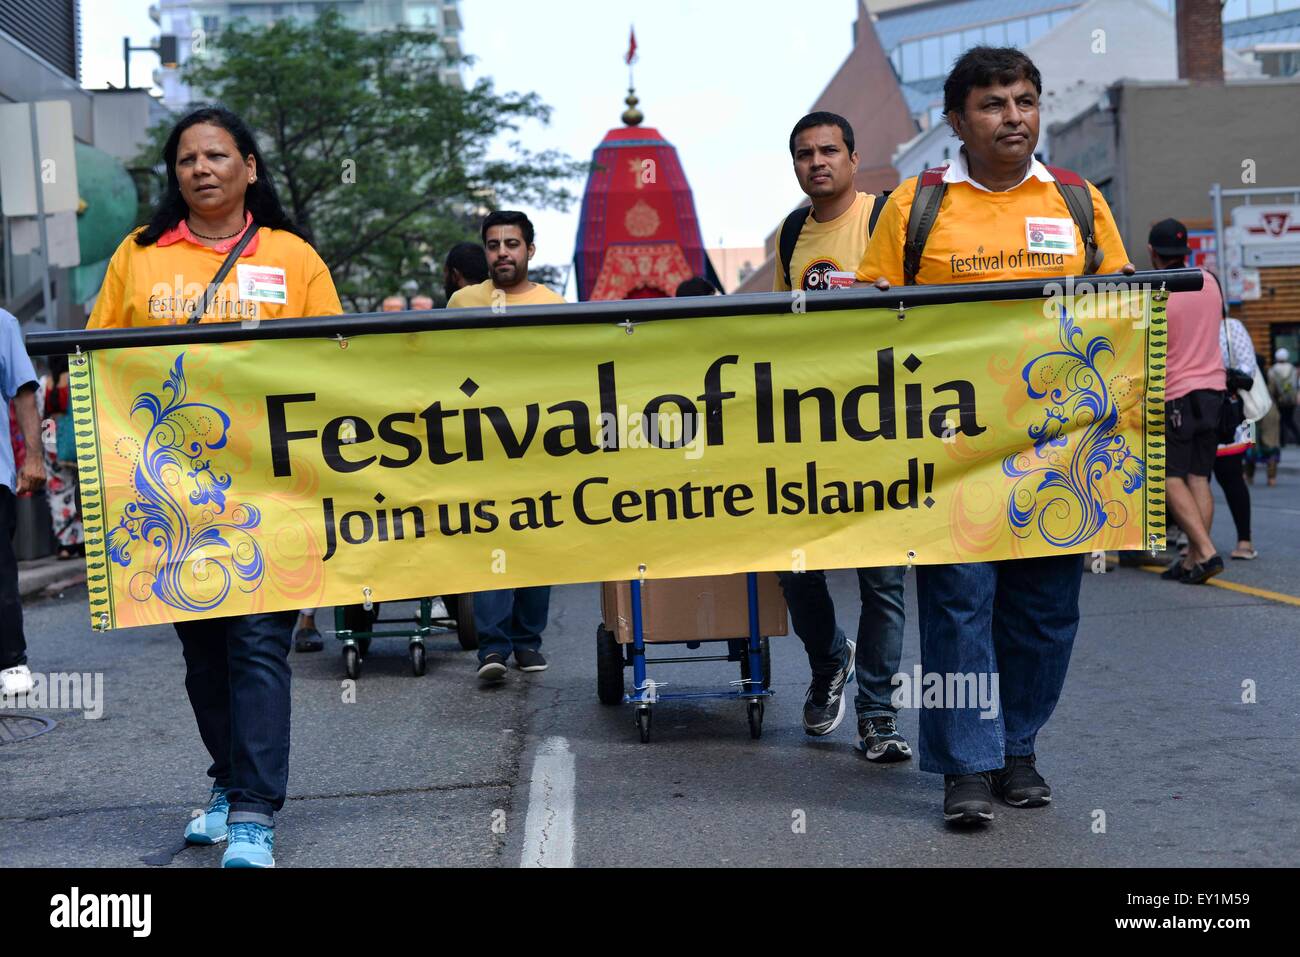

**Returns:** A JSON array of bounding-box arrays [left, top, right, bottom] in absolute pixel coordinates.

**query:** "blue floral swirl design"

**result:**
[[107, 354, 264, 612], [1002, 305, 1145, 547]]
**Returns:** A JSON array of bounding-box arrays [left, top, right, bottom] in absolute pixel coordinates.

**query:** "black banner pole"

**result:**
[[24, 268, 1202, 356]]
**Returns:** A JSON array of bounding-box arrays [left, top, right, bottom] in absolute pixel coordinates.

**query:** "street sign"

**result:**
[[1244, 243, 1300, 268], [1240, 268, 1262, 301], [1231, 204, 1300, 243], [0, 101, 80, 217]]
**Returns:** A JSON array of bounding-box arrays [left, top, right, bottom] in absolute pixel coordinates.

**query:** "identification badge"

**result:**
[[825, 270, 857, 289], [236, 264, 288, 304], [1025, 217, 1077, 255]]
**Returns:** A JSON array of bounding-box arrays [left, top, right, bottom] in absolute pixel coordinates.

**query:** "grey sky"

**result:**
[[81, 1, 856, 274]]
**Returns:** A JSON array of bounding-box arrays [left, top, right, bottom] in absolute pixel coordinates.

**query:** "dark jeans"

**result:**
[[474, 586, 550, 663], [174, 611, 295, 826], [0, 487, 25, 670], [776, 566, 906, 719], [1280, 405, 1300, 447], [914, 554, 1083, 775], [1213, 452, 1251, 542]]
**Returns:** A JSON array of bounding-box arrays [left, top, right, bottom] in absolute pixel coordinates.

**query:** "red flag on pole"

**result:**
[[625, 27, 638, 65]]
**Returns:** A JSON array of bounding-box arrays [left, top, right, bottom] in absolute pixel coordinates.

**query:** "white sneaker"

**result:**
[[1, 665, 34, 697]]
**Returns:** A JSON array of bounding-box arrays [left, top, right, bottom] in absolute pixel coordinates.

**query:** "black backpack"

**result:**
[[901, 164, 1102, 285], [779, 192, 889, 289]]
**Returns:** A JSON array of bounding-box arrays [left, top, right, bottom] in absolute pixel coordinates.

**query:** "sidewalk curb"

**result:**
[[17, 559, 87, 602]]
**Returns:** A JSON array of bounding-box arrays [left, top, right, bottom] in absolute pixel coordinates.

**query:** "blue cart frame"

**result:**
[[597, 572, 774, 742]]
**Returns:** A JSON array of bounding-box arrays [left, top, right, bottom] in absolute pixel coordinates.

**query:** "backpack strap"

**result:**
[[779, 206, 813, 289], [1045, 165, 1100, 275], [902, 168, 947, 286], [868, 191, 890, 236]]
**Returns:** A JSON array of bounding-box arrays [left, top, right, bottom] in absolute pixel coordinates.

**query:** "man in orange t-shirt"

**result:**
[[856, 47, 1134, 827]]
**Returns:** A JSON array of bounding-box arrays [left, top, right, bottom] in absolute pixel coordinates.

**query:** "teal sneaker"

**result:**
[[222, 822, 275, 868], [183, 787, 230, 845]]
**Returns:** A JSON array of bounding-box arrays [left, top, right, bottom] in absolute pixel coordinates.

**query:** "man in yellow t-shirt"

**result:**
[[856, 47, 1134, 827], [773, 113, 884, 294], [449, 211, 561, 684], [769, 112, 910, 763], [447, 211, 565, 309]]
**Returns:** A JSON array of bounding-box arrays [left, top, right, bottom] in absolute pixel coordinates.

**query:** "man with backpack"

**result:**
[[770, 112, 911, 763], [855, 47, 1134, 826], [1268, 348, 1299, 446]]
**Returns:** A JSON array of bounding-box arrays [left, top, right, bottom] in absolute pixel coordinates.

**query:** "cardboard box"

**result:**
[[601, 573, 789, 644]]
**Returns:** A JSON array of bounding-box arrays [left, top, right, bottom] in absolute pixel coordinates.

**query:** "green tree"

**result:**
[[135, 9, 583, 309]]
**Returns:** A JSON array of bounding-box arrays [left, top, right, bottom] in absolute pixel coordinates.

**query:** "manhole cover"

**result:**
[[0, 714, 57, 744]]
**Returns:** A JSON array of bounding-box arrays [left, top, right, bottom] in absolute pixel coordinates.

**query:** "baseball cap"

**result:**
[[1149, 218, 1191, 257], [1278, 348, 1291, 363]]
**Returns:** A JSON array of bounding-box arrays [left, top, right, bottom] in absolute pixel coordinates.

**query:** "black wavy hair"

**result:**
[[789, 112, 855, 158], [136, 106, 308, 246], [943, 46, 1043, 116]]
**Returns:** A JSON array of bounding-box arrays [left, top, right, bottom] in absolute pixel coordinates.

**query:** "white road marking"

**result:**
[[519, 736, 575, 868]]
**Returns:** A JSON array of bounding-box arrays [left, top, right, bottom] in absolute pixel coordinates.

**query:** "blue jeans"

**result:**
[[776, 566, 906, 719], [913, 554, 1083, 775], [474, 587, 550, 663], [174, 611, 294, 826]]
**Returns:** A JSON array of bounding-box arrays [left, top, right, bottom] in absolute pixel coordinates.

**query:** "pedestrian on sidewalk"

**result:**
[[769, 111, 910, 762], [1149, 219, 1226, 585], [855, 47, 1133, 825], [0, 308, 46, 699], [40, 355, 84, 560], [1247, 352, 1281, 487], [1214, 316, 1260, 560], [1267, 348, 1299, 447], [448, 211, 563, 683], [87, 106, 343, 868]]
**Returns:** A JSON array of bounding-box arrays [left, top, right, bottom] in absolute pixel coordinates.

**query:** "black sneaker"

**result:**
[[803, 639, 855, 736], [293, 626, 324, 653], [857, 715, 913, 762], [991, 754, 1052, 807], [514, 648, 548, 672], [477, 654, 508, 682], [944, 772, 995, 824]]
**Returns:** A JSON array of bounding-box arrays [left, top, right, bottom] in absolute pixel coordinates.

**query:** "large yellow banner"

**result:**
[[70, 289, 1165, 630]]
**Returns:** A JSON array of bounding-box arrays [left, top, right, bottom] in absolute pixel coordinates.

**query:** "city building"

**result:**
[[706, 245, 765, 293], [737, 0, 1300, 294], [734, 0, 916, 294], [891, 0, 1260, 182], [2, 0, 152, 331], [1050, 75, 1300, 356], [155, 0, 465, 106]]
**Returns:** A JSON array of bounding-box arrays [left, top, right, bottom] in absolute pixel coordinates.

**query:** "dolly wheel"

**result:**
[[596, 625, 625, 705], [455, 594, 479, 650], [410, 642, 426, 676], [635, 707, 652, 743], [747, 700, 763, 739], [343, 645, 362, 680]]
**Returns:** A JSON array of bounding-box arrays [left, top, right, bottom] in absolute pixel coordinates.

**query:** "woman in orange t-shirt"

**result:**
[[89, 107, 341, 868]]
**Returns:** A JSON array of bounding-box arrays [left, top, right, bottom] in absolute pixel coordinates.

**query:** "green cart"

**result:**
[[335, 594, 477, 679]]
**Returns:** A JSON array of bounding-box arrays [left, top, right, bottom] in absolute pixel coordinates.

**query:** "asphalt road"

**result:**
[[2, 475, 1297, 868]]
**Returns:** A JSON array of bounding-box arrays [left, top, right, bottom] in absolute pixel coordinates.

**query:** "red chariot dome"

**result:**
[[573, 89, 719, 301]]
